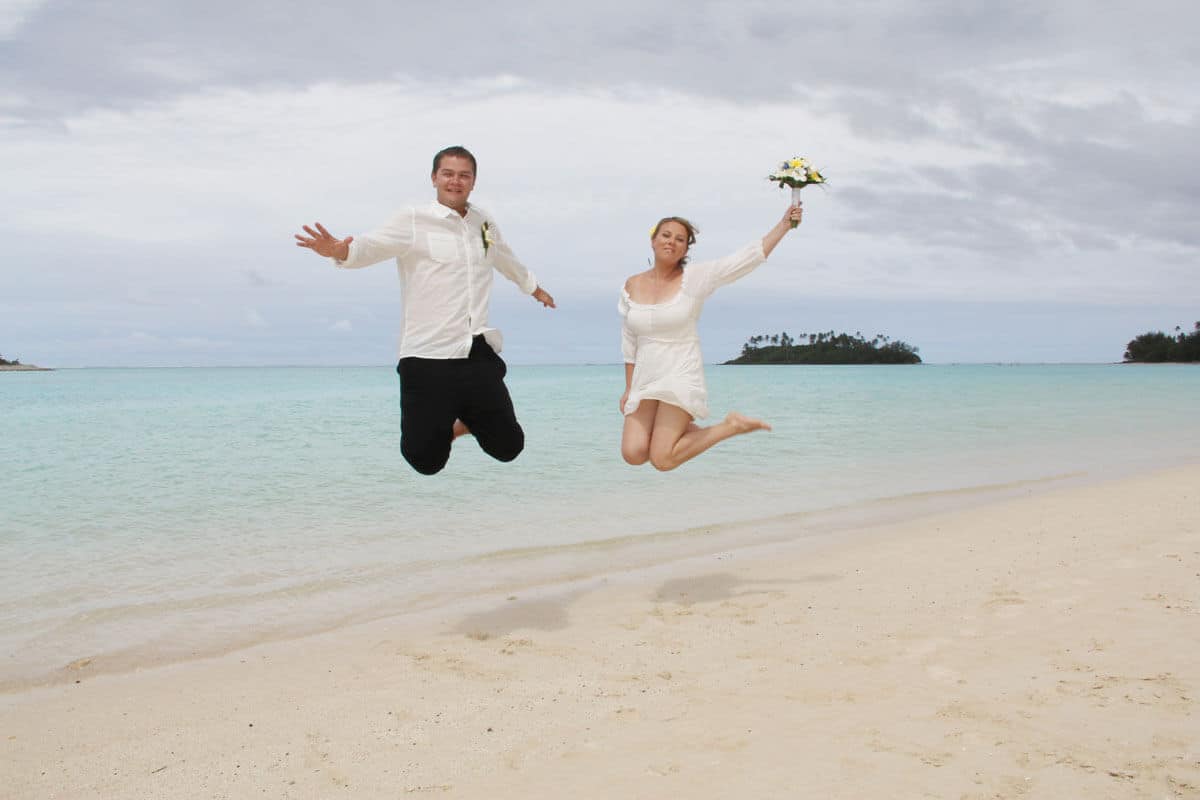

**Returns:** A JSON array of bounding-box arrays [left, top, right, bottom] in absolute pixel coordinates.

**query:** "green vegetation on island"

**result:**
[[0, 353, 50, 371], [724, 331, 921, 365], [1123, 321, 1200, 363]]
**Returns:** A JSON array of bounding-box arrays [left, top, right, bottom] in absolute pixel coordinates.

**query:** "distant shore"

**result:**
[[0, 364, 52, 371]]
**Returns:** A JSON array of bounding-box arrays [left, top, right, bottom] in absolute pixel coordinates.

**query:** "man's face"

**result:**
[[432, 155, 476, 212]]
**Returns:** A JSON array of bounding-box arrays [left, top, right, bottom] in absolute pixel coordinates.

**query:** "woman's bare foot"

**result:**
[[452, 419, 471, 440], [725, 411, 771, 434]]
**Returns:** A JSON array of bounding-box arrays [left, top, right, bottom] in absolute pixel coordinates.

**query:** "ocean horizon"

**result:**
[[3, 363, 1198, 689]]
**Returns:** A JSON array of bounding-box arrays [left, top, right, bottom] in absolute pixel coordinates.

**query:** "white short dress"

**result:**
[[619, 240, 767, 419]]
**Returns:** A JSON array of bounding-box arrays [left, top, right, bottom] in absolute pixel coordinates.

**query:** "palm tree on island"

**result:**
[[1123, 321, 1200, 363], [725, 330, 921, 365]]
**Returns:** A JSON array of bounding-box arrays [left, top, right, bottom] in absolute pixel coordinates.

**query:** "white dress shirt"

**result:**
[[334, 202, 539, 359]]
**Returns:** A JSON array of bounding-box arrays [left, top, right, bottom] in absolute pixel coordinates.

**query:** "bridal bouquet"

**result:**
[[768, 157, 826, 227]]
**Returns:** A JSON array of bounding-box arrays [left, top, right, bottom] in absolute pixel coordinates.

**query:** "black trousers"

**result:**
[[396, 335, 524, 475]]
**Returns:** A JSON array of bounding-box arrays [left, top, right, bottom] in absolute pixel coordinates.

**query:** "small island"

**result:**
[[724, 331, 921, 365], [1123, 321, 1200, 363], [0, 353, 52, 371]]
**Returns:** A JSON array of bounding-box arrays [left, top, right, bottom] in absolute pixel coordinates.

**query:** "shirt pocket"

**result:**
[[426, 233, 458, 263], [472, 235, 489, 262]]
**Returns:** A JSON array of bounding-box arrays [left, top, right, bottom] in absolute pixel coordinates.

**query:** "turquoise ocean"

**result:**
[[2, 364, 1198, 688]]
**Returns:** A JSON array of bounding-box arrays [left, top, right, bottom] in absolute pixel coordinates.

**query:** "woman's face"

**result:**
[[652, 221, 689, 266]]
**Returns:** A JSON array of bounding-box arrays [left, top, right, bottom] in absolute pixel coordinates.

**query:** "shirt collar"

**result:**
[[430, 200, 479, 222]]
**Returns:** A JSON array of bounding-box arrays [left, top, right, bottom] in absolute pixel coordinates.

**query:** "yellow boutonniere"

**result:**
[[481, 221, 494, 254]]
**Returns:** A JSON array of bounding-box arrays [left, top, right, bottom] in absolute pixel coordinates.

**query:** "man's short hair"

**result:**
[[432, 146, 477, 177]]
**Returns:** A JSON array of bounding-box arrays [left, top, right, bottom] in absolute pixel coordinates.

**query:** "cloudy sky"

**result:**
[[3, 0, 1197, 366]]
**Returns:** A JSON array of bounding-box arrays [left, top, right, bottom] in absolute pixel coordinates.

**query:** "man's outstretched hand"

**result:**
[[295, 222, 353, 261], [533, 287, 556, 308]]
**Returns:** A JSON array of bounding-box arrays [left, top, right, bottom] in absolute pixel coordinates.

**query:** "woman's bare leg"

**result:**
[[648, 403, 770, 471], [621, 400, 658, 465]]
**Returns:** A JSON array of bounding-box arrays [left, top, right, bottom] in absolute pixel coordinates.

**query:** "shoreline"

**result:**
[[0, 363, 52, 371], [0, 466, 1131, 693], [3, 463, 1197, 797]]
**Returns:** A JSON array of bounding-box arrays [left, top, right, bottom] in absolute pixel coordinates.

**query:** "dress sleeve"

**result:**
[[618, 292, 637, 363], [486, 218, 539, 295], [334, 209, 416, 269], [683, 240, 767, 299]]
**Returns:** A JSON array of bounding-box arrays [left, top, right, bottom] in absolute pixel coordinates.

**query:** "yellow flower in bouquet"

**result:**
[[768, 156, 826, 189], [768, 156, 826, 227]]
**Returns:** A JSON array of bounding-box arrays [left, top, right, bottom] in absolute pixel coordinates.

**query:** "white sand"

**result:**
[[4, 465, 1198, 799]]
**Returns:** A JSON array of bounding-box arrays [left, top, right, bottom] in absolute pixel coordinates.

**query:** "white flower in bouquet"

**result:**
[[768, 155, 826, 227]]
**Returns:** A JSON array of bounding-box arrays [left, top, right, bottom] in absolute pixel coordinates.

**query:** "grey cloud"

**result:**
[[8, 1, 1196, 117], [242, 268, 271, 287], [820, 62, 1200, 256]]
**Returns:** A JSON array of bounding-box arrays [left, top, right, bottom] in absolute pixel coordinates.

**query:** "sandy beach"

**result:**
[[3, 465, 1197, 799]]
